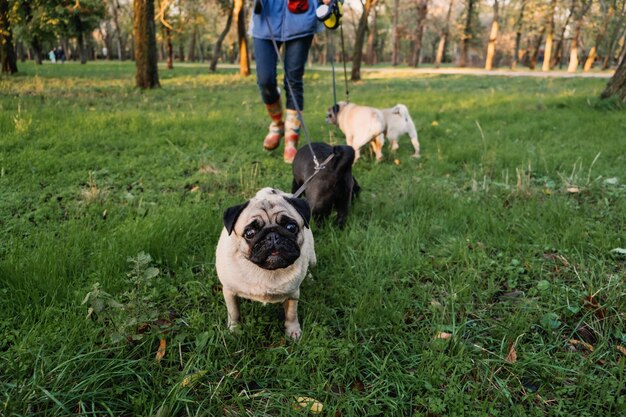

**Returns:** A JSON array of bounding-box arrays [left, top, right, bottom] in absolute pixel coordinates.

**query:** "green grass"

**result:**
[[1, 61, 625, 416]]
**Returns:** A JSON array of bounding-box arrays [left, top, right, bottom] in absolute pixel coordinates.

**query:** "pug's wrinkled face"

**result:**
[[223, 188, 311, 271], [241, 213, 301, 270]]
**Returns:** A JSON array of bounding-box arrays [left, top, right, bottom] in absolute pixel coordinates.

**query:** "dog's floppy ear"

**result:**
[[223, 201, 249, 235], [284, 197, 311, 229]]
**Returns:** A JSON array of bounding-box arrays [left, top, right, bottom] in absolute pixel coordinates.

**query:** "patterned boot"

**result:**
[[263, 99, 284, 151], [283, 109, 301, 164]]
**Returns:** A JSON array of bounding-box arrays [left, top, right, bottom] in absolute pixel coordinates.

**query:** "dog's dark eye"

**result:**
[[243, 228, 256, 240], [285, 223, 298, 234]]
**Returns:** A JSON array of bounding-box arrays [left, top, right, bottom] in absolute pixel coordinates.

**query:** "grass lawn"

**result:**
[[1, 61, 625, 416]]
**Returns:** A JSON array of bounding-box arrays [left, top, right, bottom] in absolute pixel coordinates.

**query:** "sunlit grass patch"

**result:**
[[1, 61, 625, 416]]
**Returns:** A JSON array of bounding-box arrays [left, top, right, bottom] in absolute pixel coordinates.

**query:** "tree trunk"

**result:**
[[210, 4, 234, 72], [77, 29, 88, 64], [568, 24, 581, 72], [542, 0, 556, 71], [460, 0, 477, 67], [352, 0, 377, 81], [188, 28, 197, 62], [234, 0, 250, 76], [391, 0, 399, 66], [583, 3, 614, 71], [553, 9, 572, 69], [32, 37, 43, 65], [166, 27, 173, 69], [365, 5, 378, 65], [529, 27, 545, 70], [435, 0, 454, 68], [110, 0, 124, 60], [601, 51, 626, 101], [133, 0, 160, 89], [485, 0, 499, 70], [0, 0, 18, 74], [603, 24, 625, 69], [412, 0, 428, 67], [511, 0, 527, 69], [568, 0, 592, 73]]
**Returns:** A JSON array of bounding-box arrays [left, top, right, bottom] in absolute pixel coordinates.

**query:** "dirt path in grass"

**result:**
[[332, 66, 615, 79]]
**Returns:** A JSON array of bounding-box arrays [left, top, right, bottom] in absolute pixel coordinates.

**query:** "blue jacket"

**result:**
[[250, 0, 321, 41]]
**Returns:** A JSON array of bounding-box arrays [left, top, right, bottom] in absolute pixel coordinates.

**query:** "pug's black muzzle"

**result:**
[[248, 227, 301, 270]]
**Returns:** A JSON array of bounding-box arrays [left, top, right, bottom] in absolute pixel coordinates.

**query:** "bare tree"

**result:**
[[134, 0, 160, 88], [459, 0, 477, 67], [365, 4, 378, 65], [0, 0, 18, 74], [411, 0, 428, 67], [391, 0, 400, 66], [351, 0, 378, 81], [583, 0, 614, 71], [568, 0, 592, 72], [542, 0, 556, 71], [511, 0, 527, 69], [485, 0, 499, 70], [601, 49, 626, 100], [210, 1, 234, 72], [435, 0, 454, 68], [234, 0, 250, 76]]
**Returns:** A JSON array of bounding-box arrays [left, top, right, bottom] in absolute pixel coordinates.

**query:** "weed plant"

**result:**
[[1, 62, 625, 415]]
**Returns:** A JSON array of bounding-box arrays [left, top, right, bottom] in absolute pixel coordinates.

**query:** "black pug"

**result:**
[[291, 142, 360, 228]]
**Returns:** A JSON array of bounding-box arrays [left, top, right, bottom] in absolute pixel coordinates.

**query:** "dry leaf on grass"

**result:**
[[566, 187, 580, 193], [568, 339, 594, 352], [293, 397, 323, 413], [434, 331, 452, 340], [190, 185, 200, 193], [155, 337, 166, 362], [505, 343, 518, 363], [394, 159, 401, 165], [617, 345, 626, 356]]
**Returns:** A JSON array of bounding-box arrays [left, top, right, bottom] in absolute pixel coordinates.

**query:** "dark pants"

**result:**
[[254, 35, 313, 111]]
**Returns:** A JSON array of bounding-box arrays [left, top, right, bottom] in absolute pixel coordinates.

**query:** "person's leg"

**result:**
[[282, 35, 313, 163], [254, 37, 284, 150]]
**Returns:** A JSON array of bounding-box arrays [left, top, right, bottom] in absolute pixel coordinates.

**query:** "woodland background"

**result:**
[[1, 0, 626, 80]]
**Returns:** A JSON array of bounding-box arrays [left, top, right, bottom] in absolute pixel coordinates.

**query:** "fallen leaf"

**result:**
[[293, 397, 323, 413], [568, 339, 594, 352], [190, 185, 200, 193], [155, 337, 166, 362], [431, 120, 439, 127], [181, 370, 208, 387], [505, 343, 517, 363], [394, 159, 401, 165], [617, 345, 626, 356], [434, 331, 452, 340], [566, 187, 580, 193], [583, 295, 606, 320]]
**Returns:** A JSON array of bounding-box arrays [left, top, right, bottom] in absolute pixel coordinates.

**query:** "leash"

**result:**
[[292, 153, 335, 198], [261, 12, 335, 198], [264, 15, 321, 169], [339, 24, 350, 103]]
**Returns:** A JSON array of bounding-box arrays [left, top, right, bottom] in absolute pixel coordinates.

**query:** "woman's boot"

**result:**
[[283, 109, 301, 163], [263, 99, 284, 150]]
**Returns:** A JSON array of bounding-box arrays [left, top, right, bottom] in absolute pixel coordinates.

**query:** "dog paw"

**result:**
[[228, 321, 242, 334], [285, 322, 302, 340]]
